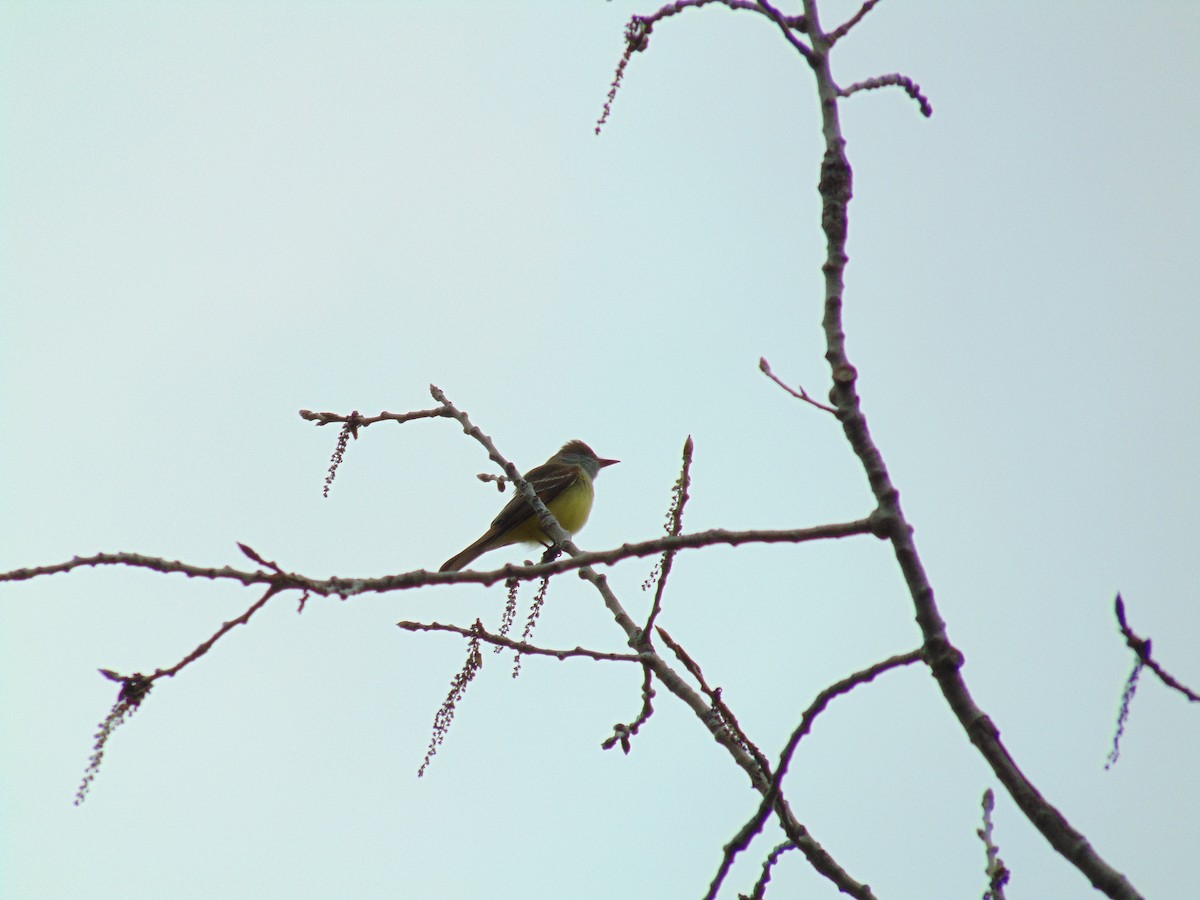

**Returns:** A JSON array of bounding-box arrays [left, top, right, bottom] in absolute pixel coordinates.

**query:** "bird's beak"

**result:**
[[598, 457, 619, 469]]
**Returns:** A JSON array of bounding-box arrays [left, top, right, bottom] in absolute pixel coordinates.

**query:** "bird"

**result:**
[[439, 440, 618, 572]]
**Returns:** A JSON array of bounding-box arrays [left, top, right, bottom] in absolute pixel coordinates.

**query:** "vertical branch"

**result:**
[[798, 1, 1141, 896], [978, 789, 1011, 900], [644, 435, 694, 635]]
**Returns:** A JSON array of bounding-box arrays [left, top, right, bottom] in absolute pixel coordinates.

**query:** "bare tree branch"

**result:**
[[644, 435, 694, 634], [75, 583, 281, 802], [760, 356, 838, 414], [414, 388, 875, 894], [602, 436, 696, 753], [601, 664, 656, 754], [706, 648, 923, 898], [1114, 593, 1199, 702], [828, 0, 883, 44], [0, 519, 877, 594], [742, 841, 797, 900], [978, 788, 1011, 900], [754, 0, 815, 61], [299, 407, 451, 428], [576, 557, 880, 899], [596, 1, 809, 135], [398, 619, 641, 664], [800, 0, 1140, 894], [1106, 594, 1197, 768], [1, 552, 284, 589], [6, 6, 1161, 898], [838, 73, 933, 117], [657, 626, 773, 776]]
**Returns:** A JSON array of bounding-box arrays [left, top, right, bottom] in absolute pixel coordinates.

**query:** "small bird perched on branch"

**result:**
[[439, 440, 618, 572]]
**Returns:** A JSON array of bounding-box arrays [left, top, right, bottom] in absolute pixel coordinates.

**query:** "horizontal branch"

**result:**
[[638, 0, 806, 34], [0, 552, 277, 588], [837, 73, 933, 117], [398, 619, 641, 663], [298, 407, 451, 427], [470, 517, 878, 584], [1, 518, 878, 596]]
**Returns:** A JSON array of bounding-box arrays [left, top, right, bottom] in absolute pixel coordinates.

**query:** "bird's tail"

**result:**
[[439, 532, 493, 572]]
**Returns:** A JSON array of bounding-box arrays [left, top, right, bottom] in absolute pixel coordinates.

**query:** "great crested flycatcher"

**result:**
[[439, 440, 618, 572]]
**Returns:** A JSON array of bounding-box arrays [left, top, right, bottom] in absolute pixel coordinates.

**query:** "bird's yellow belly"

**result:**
[[507, 476, 595, 545]]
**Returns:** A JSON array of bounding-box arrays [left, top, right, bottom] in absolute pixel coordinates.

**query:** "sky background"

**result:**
[[2, 2, 1198, 898]]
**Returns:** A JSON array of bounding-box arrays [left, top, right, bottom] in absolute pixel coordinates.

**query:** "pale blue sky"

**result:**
[[3, 3, 1198, 898]]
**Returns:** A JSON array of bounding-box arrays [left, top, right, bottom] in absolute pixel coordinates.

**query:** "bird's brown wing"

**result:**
[[487, 461, 581, 537]]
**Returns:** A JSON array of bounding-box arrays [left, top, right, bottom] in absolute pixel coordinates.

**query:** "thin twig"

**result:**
[[607, 437, 697, 753], [398, 619, 640, 664], [1107, 594, 1197, 768], [978, 788, 1011, 900], [828, 0, 882, 44], [596, 0, 809, 134], [755, 0, 815, 61], [74, 583, 281, 803], [838, 73, 933, 117], [602, 664, 656, 754], [1114, 593, 1199, 702], [645, 435, 695, 634], [638, 0, 806, 30], [659, 626, 772, 777], [299, 407, 451, 427], [744, 842, 797, 900], [151, 583, 280, 682], [0, 551, 278, 587], [760, 357, 838, 414]]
